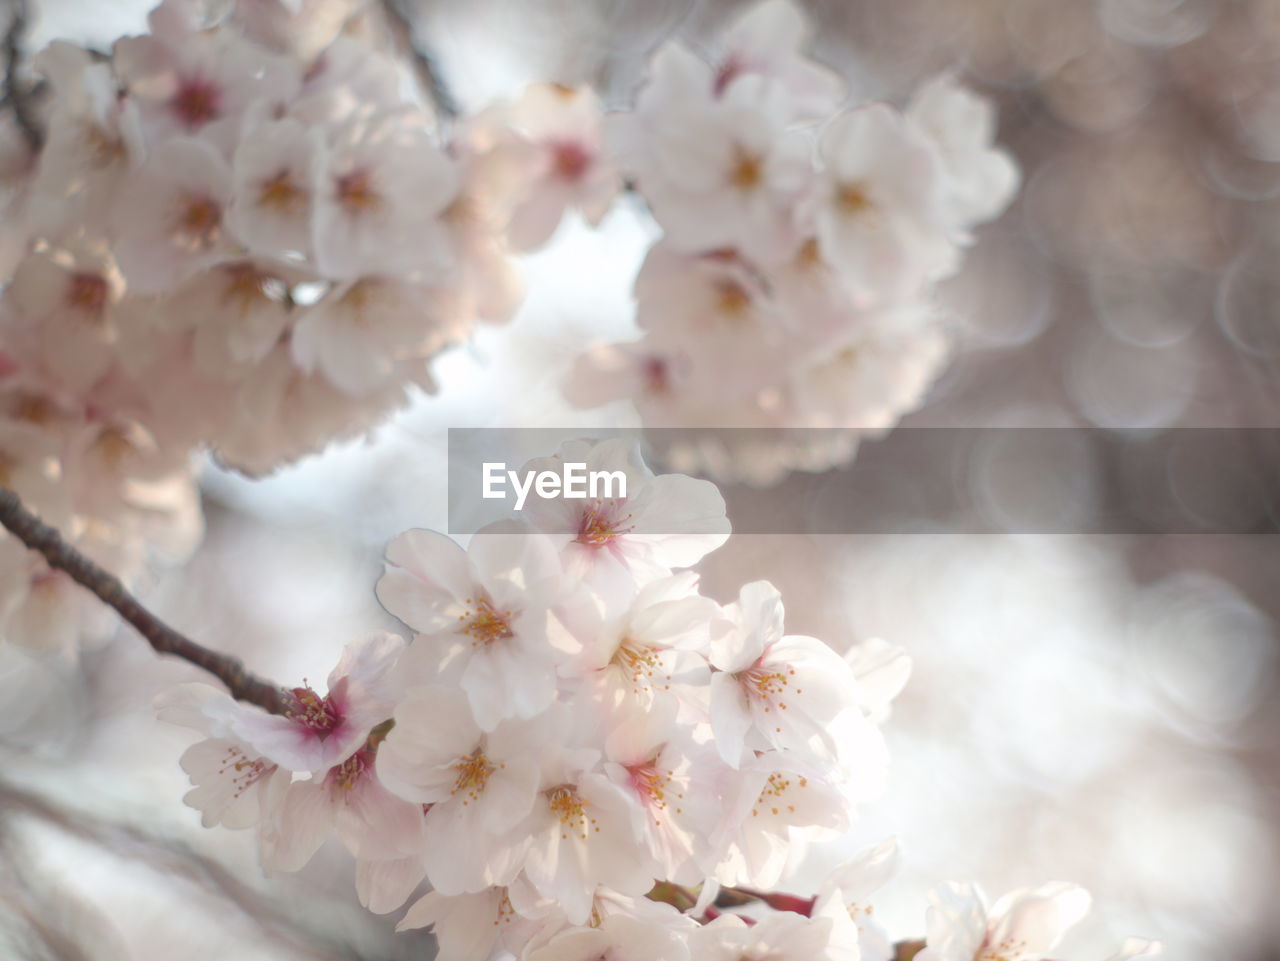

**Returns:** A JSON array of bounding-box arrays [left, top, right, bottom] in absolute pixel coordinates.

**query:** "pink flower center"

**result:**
[[170, 77, 222, 129], [752, 771, 806, 818], [335, 169, 382, 213], [627, 758, 681, 823], [288, 685, 342, 736], [550, 140, 592, 182], [65, 272, 110, 320], [218, 745, 276, 800], [575, 503, 633, 547], [328, 748, 371, 794]]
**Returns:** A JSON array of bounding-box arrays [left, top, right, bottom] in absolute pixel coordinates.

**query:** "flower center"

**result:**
[[609, 637, 669, 693], [751, 771, 807, 818], [458, 597, 514, 646], [335, 169, 382, 213], [551, 140, 592, 182], [170, 77, 222, 129], [217, 745, 275, 800], [174, 194, 222, 249], [288, 685, 342, 736], [258, 169, 307, 214], [837, 181, 873, 215], [714, 279, 752, 318], [627, 758, 682, 824], [329, 749, 369, 794], [452, 749, 497, 803], [576, 503, 632, 547], [65, 272, 110, 319], [547, 784, 597, 840], [730, 146, 764, 191]]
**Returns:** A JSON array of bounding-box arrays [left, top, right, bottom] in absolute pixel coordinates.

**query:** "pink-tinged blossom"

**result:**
[[27, 42, 145, 237], [4, 247, 124, 394], [523, 911, 692, 961], [713, 0, 845, 121], [112, 136, 237, 294], [618, 74, 810, 264], [519, 749, 660, 925], [311, 109, 459, 281], [689, 909, 842, 961], [177, 737, 289, 830], [711, 749, 850, 888], [906, 75, 1020, 235], [915, 881, 1093, 961], [568, 571, 716, 708], [290, 276, 458, 397], [261, 742, 425, 871], [815, 104, 954, 305], [813, 837, 901, 961], [112, 11, 299, 148], [519, 439, 730, 597], [375, 686, 552, 894], [375, 525, 574, 731], [601, 699, 724, 883], [397, 882, 550, 961], [196, 631, 404, 773], [480, 83, 621, 252], [227, 113, 323, 259], [708, 580, 866, 768]]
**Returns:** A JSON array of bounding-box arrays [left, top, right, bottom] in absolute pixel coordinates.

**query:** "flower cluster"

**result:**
[[0, 0, 626, 653], [161, 438, 1163, 960], [564, 0, 1019, 473], [161, 438, 901, 958]]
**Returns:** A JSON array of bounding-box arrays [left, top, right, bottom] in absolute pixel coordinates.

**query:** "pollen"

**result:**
[[257, 170, 306, 214], [610, 637, 668, 691], [287, 685, 342, 736], [82, 122, 127, 169], [547, 784, 597, 840], [729, 146, 764, 190], [457, 597, 515, 647], [65, 272, 110, 320], [837, 181, 872, 215], [750, 771, 804, 818], [627, 758, 674, 816], [170, 77, 222, 130], [335, 169, 382, 213], [331, 750, 368, 794], [217, 746, 274, 800], [576, 502, 633, 547], [452, 749, 496, 803]]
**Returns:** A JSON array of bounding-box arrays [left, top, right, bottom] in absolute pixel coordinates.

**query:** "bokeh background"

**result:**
[[2, 1, 1278, 959]]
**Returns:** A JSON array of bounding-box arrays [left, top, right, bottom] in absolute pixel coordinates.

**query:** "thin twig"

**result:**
[[380, 0, 459, 121], [3, 0, 44, 152], [0, 486, 287, 714]]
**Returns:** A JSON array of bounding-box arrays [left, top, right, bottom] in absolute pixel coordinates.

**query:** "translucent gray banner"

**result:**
[[447, 427, 1280, 535]]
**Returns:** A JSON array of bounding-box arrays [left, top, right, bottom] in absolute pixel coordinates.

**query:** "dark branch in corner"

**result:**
[[3, 0, 44, 152], [380, 0, 459, 121], [0, 486, 287, 715]]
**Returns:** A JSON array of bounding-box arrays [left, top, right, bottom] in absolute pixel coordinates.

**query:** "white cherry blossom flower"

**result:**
[[915, 881, 1092, 961], [712, 0, 845, 121], [311, 109, 459, 281], [375, 524, 574, 731], [906, 75, 1020, 234], [112, 136, 237, 294], [375, 685, 554, 894], [815, 104, 954, 304], [193, 630, 404, 774], [519, 438, 730, 597], [708, 580, 867, 767]]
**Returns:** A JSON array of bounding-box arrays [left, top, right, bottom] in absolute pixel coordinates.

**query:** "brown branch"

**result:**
[[380, 0, 459, 121], [3, 0, 44, 153], [0, 485, 287, 714]]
